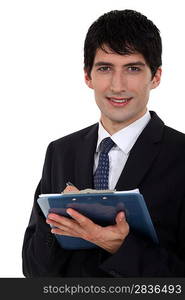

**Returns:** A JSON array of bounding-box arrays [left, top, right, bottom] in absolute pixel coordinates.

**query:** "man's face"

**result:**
[[85, 46, 161, 133]]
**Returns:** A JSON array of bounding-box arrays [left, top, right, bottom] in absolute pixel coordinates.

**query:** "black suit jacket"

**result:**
[[22, 111, 185, 277]]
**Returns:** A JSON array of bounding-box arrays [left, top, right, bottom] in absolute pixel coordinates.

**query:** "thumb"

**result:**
[[115, 211, 129, 235], [116, 211, 126, 223]]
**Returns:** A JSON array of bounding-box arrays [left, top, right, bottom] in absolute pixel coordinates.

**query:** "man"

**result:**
[[22, 9, 185, 277]]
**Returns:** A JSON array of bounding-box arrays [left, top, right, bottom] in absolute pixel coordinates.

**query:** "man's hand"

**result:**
[[46, 209, 129, 254], [46, 184, 129, 253]]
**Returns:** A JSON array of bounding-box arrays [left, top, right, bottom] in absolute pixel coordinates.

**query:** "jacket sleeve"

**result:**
[[22, 143, 72, 277]]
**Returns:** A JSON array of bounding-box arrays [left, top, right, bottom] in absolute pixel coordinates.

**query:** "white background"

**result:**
[[0, 0, 185, 277]]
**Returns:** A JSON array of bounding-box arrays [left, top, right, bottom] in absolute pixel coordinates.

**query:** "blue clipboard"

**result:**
[[37, 191, 159, 250]]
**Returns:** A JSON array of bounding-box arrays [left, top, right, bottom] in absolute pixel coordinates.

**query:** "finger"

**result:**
[[47, 212, 88, 237], [51, 227, 80, 237], [46, 218, 72, 232], [63, 186, 79, 193], [50, 220, 91, 239], [47, 213, 76, 229], [47, 217, 84, 237], [66, 208, 94, 228], [66, 208, 103, 241]]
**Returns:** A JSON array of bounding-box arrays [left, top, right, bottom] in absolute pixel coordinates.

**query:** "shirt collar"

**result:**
[[96, 110, 151, 154]]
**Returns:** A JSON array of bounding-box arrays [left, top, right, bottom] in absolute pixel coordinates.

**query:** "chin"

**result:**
[[107, 113, 135, 124], [109, 109, 146, 123]]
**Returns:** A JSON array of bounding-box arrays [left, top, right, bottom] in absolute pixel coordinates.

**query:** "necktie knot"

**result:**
[[100, 137, 115, 154]]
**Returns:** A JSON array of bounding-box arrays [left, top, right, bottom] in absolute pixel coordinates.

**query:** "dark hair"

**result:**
[[84, 10, 162, 78]]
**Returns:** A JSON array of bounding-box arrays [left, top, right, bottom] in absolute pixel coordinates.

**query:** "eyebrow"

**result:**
[[94, 61, 146, 67]]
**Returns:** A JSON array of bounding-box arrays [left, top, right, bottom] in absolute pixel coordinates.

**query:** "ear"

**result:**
[[84, 69, 94, 89], [151, 67, 162, 90]]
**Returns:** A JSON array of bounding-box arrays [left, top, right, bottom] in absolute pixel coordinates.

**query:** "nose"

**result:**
[[110, 71, 127, 94]]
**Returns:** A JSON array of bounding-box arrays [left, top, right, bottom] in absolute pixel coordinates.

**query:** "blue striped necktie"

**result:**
[[94, 137, 115, 190]]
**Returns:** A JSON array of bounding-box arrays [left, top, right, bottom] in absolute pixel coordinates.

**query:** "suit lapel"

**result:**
[[115, 112, 165, 190], [75, 123, 99, 189]]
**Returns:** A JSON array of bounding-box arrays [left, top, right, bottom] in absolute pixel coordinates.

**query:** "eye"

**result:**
[[127, 66, 141, 72], [97, 66, 111, 72]]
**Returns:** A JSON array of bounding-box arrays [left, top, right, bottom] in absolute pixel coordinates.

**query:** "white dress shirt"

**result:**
[[94, 111, 151, 190]]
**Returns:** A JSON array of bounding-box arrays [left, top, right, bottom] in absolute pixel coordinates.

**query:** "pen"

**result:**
[[66, 182, 75, 187]]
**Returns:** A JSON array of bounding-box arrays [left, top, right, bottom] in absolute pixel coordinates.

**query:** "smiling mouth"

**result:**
[[106, 97, 133, 104]]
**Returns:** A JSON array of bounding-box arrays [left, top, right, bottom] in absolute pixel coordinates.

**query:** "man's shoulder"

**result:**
[[164, 124, 185, 144], [149, 111, 185, 145], [159, 124, 185, 158], [49, 123, 98, 148]]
